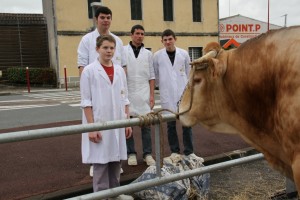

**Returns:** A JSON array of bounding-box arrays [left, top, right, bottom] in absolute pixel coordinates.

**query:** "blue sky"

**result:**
[[0, 0, 299, 26]]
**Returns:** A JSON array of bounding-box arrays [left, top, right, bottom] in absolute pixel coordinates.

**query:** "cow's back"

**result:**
[[225, 26, 300, 137]]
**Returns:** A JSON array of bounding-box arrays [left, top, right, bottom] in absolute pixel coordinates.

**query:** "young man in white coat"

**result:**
[[123, 25, 156, 166], [77, 6, 126, 76], [77, 6, 126, 176], [153, 29, 202, 161]]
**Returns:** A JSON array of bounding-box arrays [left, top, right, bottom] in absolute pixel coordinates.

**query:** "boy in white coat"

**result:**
[[77, 6, 126, 177], [80, 35, 133, 199]]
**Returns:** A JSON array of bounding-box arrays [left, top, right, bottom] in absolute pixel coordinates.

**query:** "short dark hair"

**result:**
[[96, 35, 116, 48], [95, 6, 112, 18], [131, 24, 145, 34], [162, 29, 176, 39]]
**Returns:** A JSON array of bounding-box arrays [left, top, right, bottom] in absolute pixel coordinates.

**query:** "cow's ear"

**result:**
[[210, 58, 226, 78]]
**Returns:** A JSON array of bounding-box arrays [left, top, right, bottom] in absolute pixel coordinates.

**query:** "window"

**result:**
[[189, 47, 203, 61], [88, 0, 102, 19], [163, 0, 173, 21], [192, 0, 201, 22], [131, 0, 142, 20]]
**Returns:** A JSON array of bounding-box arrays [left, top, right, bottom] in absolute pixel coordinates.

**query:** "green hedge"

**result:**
[[6, 67, 57, 86]]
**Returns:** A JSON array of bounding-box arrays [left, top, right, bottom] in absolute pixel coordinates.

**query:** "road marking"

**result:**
[[69, 103, 81, 107], [23, 91, 81, 105], [153, 105, 162, 110], [0, 99, 48, 103], [0, 104, 60, 111], [19, 91, 162, 109]]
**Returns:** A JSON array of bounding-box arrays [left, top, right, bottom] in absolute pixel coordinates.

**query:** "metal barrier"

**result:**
[[66, 154, 264, 200], [0, 113, 175, 178], [0, 113, 265, 199]]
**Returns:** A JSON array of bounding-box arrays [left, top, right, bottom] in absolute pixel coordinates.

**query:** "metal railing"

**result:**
[[66, 154, 263, 200], [0, 113, 265, 199]]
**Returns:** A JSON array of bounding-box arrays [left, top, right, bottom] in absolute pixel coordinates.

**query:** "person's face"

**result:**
[[96, 40, 115, 62], [96, 13, 112, 31], [131, 29, 144, 46], [162, 35, 176, 51]]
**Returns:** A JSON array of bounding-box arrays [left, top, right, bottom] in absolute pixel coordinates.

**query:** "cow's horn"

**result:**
[[194, 62, 209, 70], [191, 50, 217, 65]]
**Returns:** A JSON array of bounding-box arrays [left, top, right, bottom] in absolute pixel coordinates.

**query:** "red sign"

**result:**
[[220, 23, 261, 33]]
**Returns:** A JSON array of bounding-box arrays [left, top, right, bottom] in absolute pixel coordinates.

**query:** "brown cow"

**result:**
[[178, 26, 300, 194]]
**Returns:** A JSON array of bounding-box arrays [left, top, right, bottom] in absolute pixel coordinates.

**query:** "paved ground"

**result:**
[[0, 120, 253, 199], [0, 84, 297, 199]]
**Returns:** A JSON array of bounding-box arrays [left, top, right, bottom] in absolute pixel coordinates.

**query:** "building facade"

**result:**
[[42, 0, 219, 87]]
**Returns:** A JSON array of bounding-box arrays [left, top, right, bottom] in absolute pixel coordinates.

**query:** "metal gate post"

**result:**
[[155, 123, 162, 177]]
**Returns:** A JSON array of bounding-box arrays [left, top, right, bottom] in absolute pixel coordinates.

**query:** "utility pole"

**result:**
[[267, 0, 270, 31], [281, 14, 287, 27], [229, 0, 231, 16]]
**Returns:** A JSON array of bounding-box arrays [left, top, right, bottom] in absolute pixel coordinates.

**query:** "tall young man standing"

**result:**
[[123, 25, 156, 166], [153, 29, 201, 161], [78, 6, 126, 76]]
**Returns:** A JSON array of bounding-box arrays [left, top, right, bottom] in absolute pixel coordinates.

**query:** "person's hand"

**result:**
[[125, 127, 132, 139], [150, 96, 155, 110], [88, 131, 102, 143]]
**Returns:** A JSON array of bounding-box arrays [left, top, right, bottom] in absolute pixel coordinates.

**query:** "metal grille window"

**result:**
[[163, 0, 173, 21], [0, 14, 49, 69], [131, 0, 142, 20], [88, 0, 102, 19], [192, 0, 202, 22], [189, 47, 203, 61]]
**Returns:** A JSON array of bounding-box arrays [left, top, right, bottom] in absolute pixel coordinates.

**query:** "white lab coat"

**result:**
[[77, 29, 126, 67], [123, 44, 155, 116], [80, 59, 130, 164], [153, 47, 191, 112]]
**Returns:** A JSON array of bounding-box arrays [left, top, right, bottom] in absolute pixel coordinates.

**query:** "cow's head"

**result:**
[[178, 42, 236, 133]]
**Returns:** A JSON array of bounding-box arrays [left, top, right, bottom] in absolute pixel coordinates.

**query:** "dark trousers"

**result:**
[[167, 120, 194, 155], [126, 126, 152, 158]]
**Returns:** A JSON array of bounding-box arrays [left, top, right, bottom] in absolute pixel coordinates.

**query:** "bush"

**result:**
[[6, 67, 57, 86]]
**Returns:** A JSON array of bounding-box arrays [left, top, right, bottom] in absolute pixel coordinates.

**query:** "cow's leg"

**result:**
[[263, 151, 293, 179], [291, 153, 300, 194]]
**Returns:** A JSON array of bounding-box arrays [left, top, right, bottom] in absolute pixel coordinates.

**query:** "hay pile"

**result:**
[[209, 160, 286, 199]]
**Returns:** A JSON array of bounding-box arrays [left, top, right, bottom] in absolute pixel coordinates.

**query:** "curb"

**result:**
[[0, 92, 12, 96]]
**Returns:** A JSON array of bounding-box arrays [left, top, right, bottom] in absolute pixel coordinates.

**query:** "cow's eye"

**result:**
[[193, 78, 201, 84]]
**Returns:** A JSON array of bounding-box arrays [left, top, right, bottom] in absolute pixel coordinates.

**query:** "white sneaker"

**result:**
[[89, 165, 93, 177], [110, 194, 134, 200], [185, 153, 204, 163], [128, 154, 137, 165], [170, 153, 182, 163], [120, 167, 124, 174], [144, 155, 156, 166]]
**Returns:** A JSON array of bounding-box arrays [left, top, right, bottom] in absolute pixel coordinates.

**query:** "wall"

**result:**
[[43, 0, 219, 87]]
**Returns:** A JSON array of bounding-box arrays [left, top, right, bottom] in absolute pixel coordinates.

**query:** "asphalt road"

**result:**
[[0, 91, 80, 129], [0, 89, 254, 199]]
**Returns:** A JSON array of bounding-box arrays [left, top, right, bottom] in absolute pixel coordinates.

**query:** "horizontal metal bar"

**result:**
[[0, 114, 176, 144], [66, 153, 264, 200]]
